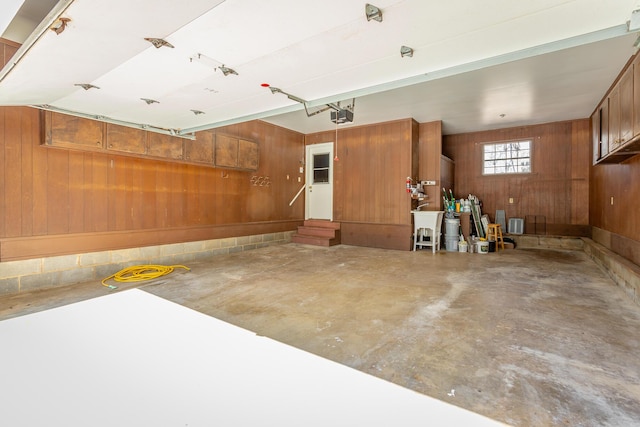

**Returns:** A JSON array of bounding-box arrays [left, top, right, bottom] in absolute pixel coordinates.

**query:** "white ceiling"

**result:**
[[0, 0, 639, 136]]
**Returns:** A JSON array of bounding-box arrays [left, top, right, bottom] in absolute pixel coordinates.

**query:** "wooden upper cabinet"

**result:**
[[238, 138, 259, 170], [214, 134, 259, 171], [147, 133, 184, 160], [44, 111, 104, 150], [42, 111, 258, 169], [591, 109, 600, 164], [633, 54, 640, 137], [608, 84, 621, 152], [185, 130, 215, 164], [215, 134, 238, 168], [592, 98, 611, 164], [618, 64, 634, 145], [106, 124, 146, 154]]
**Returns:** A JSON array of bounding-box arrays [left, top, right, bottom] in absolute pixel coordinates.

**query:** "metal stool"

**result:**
[[486, 223, 505, 251]]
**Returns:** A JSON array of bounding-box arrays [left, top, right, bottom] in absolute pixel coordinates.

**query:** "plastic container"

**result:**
[[478, 241, 489, 254], [458, 241, 468, 252]]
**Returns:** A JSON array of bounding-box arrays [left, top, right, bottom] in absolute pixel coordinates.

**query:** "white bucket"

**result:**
[[477, 241, 489, 254], [458, 241, 468, 253]]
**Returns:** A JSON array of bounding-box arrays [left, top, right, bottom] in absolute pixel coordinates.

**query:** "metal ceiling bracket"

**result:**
[[365, 4, 383, 22], [74, 83, 100, 90], [144, 38, 174, 49]]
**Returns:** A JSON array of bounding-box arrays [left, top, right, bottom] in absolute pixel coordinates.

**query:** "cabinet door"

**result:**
[[106, 124, 146, 154], [608, 85, 620, 152], [45, 111, 104, 150], [592, 109, 600, 164], [147, 133, 184, 160], [184, 130, 214, 164], [238, 138, 259, 170], [619, 65, 633, 145], [633, 54, 640, 137], [600, 99, 609, 158], [215, 134, 238, 168]]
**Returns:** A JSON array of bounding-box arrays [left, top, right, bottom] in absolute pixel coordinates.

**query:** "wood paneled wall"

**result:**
[[443, 120, 591, 236], [0, 107, 305, 260], [418, 121, 443, 210], [590, 154, 640, 264], [305, 119, 415, 249]]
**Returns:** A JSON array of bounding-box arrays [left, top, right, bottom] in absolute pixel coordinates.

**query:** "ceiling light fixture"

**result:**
[[144, 38, 174, 49], [50, 17, 71, 35], [400, 46, 414, 58], [141, 98, 159, 105], [74, 83, 100, 90], [365, 4, 383, 22]]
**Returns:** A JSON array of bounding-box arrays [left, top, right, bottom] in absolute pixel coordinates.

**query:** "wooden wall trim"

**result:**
[[341, 222, 412, 251], [0, 220, 302, 261]]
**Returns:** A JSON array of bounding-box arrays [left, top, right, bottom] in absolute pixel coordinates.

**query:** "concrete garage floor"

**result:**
[[1, 244, 640, 426]]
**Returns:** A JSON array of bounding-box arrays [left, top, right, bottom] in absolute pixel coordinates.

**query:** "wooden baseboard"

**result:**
[[0, 221, 303, 261]]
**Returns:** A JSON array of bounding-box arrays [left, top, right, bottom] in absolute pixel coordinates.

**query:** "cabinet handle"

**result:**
[[96, 141, 100, 146]]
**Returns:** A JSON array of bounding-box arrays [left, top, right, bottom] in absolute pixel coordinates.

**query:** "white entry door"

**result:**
[[305, 142, 333, 220]]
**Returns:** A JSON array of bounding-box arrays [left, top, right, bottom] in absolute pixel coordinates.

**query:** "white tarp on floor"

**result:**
[[0, 289, 506, 426]]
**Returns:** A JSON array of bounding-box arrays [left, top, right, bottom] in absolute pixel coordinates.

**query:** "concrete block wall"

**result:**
[[0, 231, 295, 296], [582, 238, 640, 306]]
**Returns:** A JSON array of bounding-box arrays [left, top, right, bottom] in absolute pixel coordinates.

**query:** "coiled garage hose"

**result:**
[[101, 264, 190, 289]]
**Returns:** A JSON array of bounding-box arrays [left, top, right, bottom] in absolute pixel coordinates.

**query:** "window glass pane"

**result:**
[[482, 139, 532, 175], [312, 153, 330, 183], [314, 169, 329, 183], [314, 153, 329, 169]]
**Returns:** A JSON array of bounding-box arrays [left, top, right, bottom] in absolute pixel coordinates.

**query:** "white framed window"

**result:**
[[482, 140, 531, 175]]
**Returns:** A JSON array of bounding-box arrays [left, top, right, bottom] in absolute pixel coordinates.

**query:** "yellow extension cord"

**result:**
[[101, 264, 190, 289]]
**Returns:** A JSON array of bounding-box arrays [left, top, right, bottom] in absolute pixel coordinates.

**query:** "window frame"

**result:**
[[481, 139, 532, 176]]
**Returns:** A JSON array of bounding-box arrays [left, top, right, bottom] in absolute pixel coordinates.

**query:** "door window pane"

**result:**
[[313, 153, 330, 183]]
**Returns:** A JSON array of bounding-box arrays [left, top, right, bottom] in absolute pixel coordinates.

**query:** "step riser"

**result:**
[[297, 227, 338, 238], [291, 235, 333, 246], [303, 220, 341, 230]]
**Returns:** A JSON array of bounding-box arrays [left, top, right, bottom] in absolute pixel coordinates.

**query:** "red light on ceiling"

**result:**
[[260, 83, 270, 87]]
